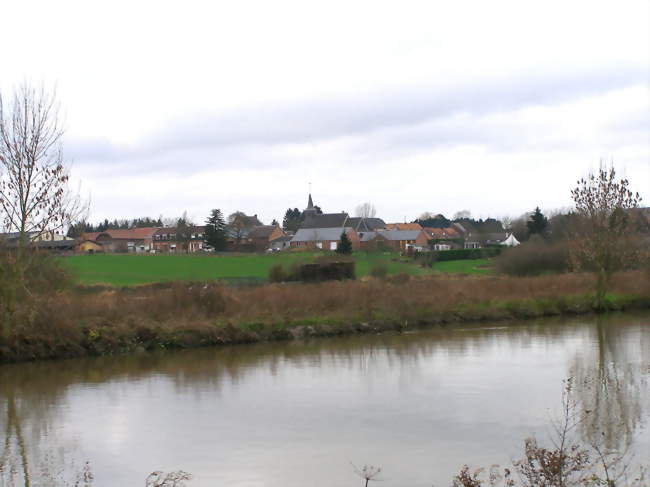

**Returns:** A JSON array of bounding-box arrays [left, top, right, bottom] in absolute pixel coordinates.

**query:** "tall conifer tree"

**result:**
[[205, 209, 227, 251]]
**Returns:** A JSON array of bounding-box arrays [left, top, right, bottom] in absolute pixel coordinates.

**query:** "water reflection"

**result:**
[[1, 312, 648, 487], [570, 315, 649, 452]]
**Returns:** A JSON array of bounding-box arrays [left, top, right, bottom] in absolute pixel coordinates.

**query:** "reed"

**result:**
[[1, 271, 649, 363]]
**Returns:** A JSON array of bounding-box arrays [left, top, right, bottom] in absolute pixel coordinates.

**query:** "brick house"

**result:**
[[360, 229, 429, 252], [248, 225, 286, 252], [423, 226, 462, 250], [81, 227, 159, 253], [452, 219, 508, 248], [290, 227, 360, 251], [153, 226, 207, 253]]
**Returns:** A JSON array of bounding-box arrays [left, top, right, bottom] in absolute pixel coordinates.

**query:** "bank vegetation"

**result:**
[[1, 250, 649, 363]]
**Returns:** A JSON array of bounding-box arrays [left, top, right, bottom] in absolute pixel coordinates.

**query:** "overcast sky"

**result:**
[[2, 0, 649, 225]]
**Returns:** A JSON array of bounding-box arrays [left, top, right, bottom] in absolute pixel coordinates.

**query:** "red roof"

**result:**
[[423, 227, 459, 238], [80, 232, 102, 241], [385, 223, 422, 231], [82, 227, 160, 241]]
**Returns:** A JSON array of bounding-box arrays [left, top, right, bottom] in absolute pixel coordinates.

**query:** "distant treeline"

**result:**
[[67, 217, 165, 237]]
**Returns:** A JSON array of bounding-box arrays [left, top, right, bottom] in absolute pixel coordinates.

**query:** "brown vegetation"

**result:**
[[495, 237, 570, 276], [1, 266, 649, 363], [451, 380, 648, 487], [269, 257, 355, 283]]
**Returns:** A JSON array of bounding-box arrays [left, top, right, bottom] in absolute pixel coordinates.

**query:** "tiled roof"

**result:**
[[424, 227, 459, 238], [385, 223, 422, 231], [300, 213, 349, 229], [248, 225, 280, 239], [291, 227, 353, 242], [347, 217, 386, 232], [376, 229, 423, 241], [84, 228, 160, 241], [154, 226, 205, 236], [358, 231, 378, 242], [271, 234, 293, 242], [107, 227, 160, 239], [80, 232, 103, 241]]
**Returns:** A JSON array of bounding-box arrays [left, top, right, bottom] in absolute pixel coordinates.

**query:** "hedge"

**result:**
[[430, 247, 503, 262]]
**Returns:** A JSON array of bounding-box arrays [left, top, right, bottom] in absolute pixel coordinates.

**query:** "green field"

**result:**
[[60, 252, 494, 286]]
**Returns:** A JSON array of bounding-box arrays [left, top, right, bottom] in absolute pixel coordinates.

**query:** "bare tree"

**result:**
[[351, 463, 382, 487], [355, 202, 377, 218], [570, 164, 644, 309], [0, 84, 73, 244], [0, 83, 85, 316], [146, 470, 192, 487]]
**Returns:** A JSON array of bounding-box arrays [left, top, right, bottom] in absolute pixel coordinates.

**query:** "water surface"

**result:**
[[1, 312, 649, 486]]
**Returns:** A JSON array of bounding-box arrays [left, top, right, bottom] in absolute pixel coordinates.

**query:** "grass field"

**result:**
[[60, 252, 494, 286]]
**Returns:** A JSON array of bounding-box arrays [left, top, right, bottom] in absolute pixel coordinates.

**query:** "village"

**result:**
[[1, 192, 520, 256]]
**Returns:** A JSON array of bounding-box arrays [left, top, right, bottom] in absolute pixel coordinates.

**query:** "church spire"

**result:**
[[304, 183, 317, 216]]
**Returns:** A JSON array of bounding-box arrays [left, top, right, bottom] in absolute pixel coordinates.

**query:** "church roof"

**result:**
[[300, 212, 349, 229]]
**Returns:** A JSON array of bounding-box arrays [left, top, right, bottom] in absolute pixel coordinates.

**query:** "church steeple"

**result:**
[[304, 184, 317, 217]]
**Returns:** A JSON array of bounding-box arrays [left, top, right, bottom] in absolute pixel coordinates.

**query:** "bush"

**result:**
[[387, 272, 410, 284], [336, 232, 353, 255], [171, 282, 228, 315], [369, 263, 388, 279], [268, 264, 286, 283], [0, 249, 70, 295], [495, 238, 569, 276], [433, 248, 502, 261], [299, 261, 355, 281]]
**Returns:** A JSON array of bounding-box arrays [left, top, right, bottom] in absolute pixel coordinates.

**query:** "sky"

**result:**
[[1, 0, 649, 225]]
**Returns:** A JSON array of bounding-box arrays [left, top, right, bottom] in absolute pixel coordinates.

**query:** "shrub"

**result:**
[[268, 264, 286, 283], [495, 238, 569, 276], [299, 261, 355, 282], [387, 272, 410, 285], [336, 232, 353, 255], [369, 263, 388, 279], [170, 282, 228, 315], [433, 248, 502, 261], [0, 249, 70, 295]]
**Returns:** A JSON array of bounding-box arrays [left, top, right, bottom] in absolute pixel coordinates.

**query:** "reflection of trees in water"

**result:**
[[569, 314, 650, 452], [1, 392, 30, 487], [0, 388, 83, 487], [0, 318, 586, 400], [1, 312, 648, 484]]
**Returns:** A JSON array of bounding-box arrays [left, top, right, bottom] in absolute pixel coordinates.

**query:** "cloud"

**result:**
[[66, 64, 646, 173]]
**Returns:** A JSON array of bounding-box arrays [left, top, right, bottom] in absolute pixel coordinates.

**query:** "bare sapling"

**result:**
[[0, 83, 86, 327], [569, 164, 644, 310]]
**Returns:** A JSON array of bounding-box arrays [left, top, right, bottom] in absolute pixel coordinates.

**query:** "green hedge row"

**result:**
[[416, 247, 502, 262], [436, 247, 502, 261]]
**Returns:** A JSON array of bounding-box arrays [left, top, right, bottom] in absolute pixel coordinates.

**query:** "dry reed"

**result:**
[[2, 271, 649, 363]]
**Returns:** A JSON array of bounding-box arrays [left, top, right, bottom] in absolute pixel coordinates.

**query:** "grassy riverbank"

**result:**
[[1, 270, 649, 363], [60, 253, 492, 286]]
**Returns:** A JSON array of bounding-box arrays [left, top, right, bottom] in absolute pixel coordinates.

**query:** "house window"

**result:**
[[316, 242, 323, 249], [330, 242, 337, 250]]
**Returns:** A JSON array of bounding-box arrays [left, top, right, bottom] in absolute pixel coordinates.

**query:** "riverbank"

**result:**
[[1, 271, 649, 363]]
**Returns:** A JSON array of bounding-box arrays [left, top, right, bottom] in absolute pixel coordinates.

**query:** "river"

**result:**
[[1, 312, 649, 486]]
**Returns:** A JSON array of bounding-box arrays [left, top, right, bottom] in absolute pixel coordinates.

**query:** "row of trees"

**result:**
[[67, 216, 166, 237]]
